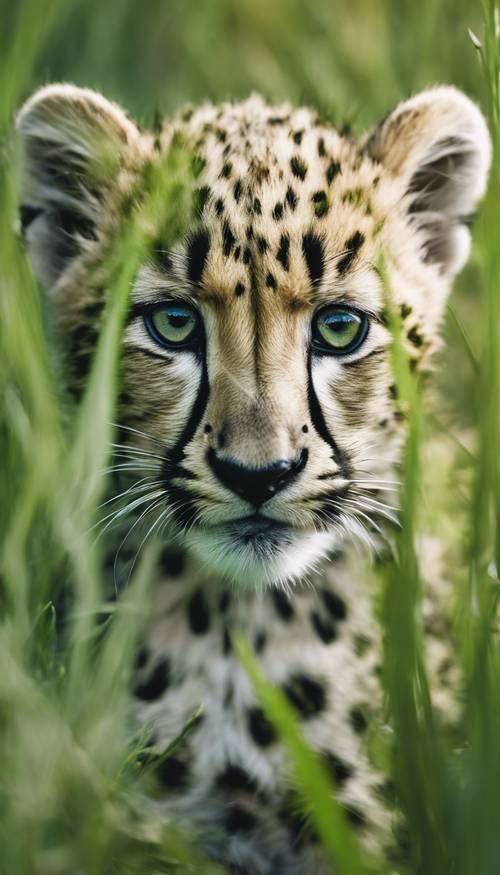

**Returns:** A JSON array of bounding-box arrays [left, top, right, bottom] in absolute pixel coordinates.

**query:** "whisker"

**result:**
[[110, 421, 165, 448], [98, 479, 164, 510]]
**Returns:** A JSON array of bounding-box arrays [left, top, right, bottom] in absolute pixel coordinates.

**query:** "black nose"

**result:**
[[208, 449, 307, 506]]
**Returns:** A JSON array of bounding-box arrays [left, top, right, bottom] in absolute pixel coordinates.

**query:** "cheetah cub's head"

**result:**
[[17, 85, 490, 587]]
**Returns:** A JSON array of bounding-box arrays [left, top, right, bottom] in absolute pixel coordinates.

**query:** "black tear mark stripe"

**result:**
[[187, 229, 210, 284], [307, 352, 351, 478], [162, 347, 209, 518]]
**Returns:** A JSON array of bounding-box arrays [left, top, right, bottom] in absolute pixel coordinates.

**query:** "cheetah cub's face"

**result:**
[[18, 85, 490, 586]]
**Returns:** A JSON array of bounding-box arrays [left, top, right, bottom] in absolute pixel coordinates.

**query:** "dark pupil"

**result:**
[[169, 313, 189, 328], [327, 315, 352, 331], [330, 318, 349, 331]]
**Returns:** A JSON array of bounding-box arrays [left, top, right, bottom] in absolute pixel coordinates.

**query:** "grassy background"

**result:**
[[0, 1, 499, 873]]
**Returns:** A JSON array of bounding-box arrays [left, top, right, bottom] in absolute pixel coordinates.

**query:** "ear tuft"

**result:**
[[367, 87, 491, 277], [16, 84, 140, 290]]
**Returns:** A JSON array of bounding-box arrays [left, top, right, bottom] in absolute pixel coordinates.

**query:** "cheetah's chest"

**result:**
[[131, 548, 388, 872]]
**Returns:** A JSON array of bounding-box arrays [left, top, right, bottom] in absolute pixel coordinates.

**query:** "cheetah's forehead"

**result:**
[[159, 97, 385, 309]]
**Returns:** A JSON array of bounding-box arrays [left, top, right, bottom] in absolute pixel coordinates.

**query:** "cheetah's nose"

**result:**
[[207, 449, 308, 506]]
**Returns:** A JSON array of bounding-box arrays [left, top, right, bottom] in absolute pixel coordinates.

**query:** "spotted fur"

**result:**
[[17, 83, 490, 873]]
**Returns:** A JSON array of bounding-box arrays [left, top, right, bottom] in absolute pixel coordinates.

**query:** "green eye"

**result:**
[[313, 307, 368, 355], [145, 302, 200, 348]]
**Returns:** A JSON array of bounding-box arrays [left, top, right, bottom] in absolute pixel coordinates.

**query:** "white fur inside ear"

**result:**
[[368, 86, 491, 277], [17, 83, 139, 290]]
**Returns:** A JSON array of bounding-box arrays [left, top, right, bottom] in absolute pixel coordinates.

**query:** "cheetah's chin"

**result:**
[[183, 522, 336, 589]]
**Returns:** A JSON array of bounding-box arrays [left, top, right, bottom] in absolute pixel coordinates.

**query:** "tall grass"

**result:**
[[0, 0, 499, 873]]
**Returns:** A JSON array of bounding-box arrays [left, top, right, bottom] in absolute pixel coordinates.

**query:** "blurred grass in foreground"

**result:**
[[1, 0, 500, 873]]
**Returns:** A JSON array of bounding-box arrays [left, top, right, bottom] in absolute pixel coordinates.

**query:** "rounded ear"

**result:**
[[366, 86, 491, 278], [16, 84, 141, 290]]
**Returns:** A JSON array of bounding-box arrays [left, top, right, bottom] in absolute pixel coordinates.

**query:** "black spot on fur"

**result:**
[[215, 198, 224, 216], [276, 234, 290, 271], [156, 756, 189, 789], [321, 588, 347, 621], [216, 765, 258, 794], [254, 630, 267, 653], [243, 246, 251, 264], [400, 303, 412, 319], [246, 225, 254, 241], [272, 202, 284, 221], [233, 180, 243, 202], [302, 233, 324, 285], [292, 130, 304, 145], [311, 611, 337, 644], [253, 197, 262, 215], [326, 160, 341, 185], [234, 281, 245, 297], [234, 245, 241, 261], [323, 751, 353, 786], [134, 657, 170, 701], [283, 674, 326, 718], [193, 185, 211, 215], [186, 230, 210, 284], [342, 187, 364, 206], [312, 190, 329, 217], [219, 591, 230, 612], [188, 589, 210, 635], [204, 423, 213, 434], [407, 326, 423, 347], [257, 236, 268, 254], [272, 589, 294, 621], [337, 231, 365, 274], [317, 137, 326, 158], [222, 221, 236, 257], [160, 547, 185, 577], [279, 797, 318, 848], [20, 204, 42, 236], [266, 272, 277, 290], [81, 298, 104, 320], [248, 707, 276, 747], [225, 804, 257, 833], [135, 646, 149, 669], [290, 156, 308, 180], [220, 161, 232, 179], [350, 706, 368, 734], [285, 186, 298, 211], [345, 805, 366, 829]]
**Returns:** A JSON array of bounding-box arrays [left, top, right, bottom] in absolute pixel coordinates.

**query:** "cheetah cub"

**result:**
[[17, 83, 490, 873]]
